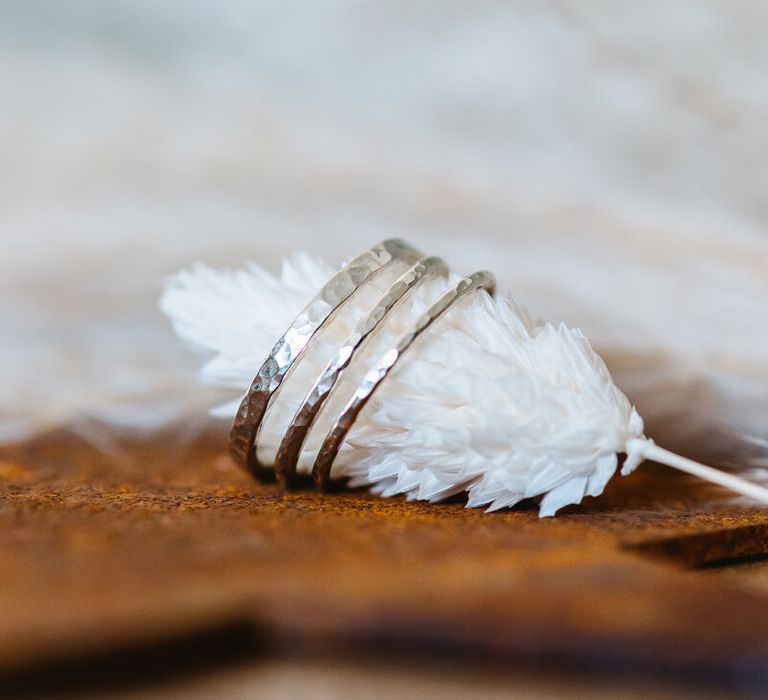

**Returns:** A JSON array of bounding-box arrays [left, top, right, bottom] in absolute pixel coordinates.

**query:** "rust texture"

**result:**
[[1, 422, 768, 689]]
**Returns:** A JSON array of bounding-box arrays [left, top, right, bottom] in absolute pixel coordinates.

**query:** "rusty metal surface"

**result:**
[[2, 423, 768, 692]]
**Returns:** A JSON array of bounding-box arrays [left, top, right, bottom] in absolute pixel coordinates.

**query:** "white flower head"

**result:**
[[161, 252, 650, 517]]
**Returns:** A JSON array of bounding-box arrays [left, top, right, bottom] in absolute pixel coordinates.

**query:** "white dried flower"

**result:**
[[160, 253, 768, 517]]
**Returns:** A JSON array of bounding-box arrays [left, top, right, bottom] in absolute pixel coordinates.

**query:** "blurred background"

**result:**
[[3, 1, 768, 465]]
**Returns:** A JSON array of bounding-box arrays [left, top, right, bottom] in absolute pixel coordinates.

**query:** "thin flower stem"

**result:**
[[633, 439, 768, 505]]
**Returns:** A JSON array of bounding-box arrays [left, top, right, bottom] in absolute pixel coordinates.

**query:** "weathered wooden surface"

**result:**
[[1, 424, 768, 695]]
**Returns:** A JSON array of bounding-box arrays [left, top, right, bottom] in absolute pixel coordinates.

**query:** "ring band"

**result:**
[[311, 270, 496, 488], [229, 238, 421, 478], [273, 256, 449, 487]]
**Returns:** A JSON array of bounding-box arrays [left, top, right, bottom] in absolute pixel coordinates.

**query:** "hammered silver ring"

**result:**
[[229, 238, 421, 479]]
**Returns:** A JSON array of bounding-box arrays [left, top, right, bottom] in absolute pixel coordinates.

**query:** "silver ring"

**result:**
[[312, 270, 496, 488], [274, 256, 449, 487], [229, 238, 421, 478]]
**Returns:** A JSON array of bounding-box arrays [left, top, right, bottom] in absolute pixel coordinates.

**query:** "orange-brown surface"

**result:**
[[1, 423, 768, 695]]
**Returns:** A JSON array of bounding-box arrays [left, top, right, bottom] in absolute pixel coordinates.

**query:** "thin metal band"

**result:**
[[312, 270, 496, 488], [273, 256, 449, 487], [229, 239, 421, 478]]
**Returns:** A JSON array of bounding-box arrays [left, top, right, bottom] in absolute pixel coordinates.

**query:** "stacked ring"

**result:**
[[229, 239, 496, 489], [274, 255, 449, 487]]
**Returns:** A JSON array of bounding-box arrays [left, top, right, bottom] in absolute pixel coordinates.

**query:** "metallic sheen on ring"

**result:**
[[311, 270, 497, 488], [229, 238, 421, 478], [273, 255, 449, 487]]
